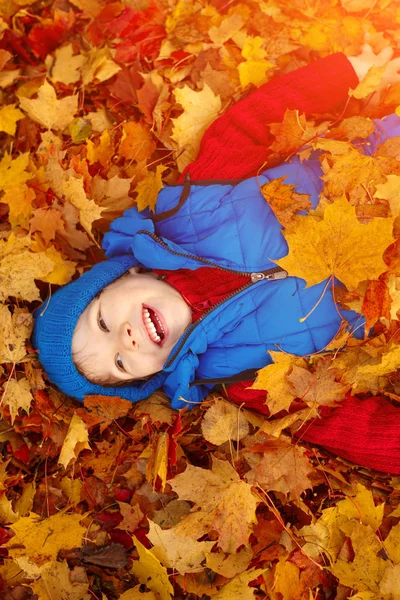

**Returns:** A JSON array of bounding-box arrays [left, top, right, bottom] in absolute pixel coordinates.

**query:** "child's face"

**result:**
[[72, 268, 192, 383]]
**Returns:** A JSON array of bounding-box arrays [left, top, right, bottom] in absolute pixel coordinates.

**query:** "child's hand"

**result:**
[[348, 44, 400, 88]]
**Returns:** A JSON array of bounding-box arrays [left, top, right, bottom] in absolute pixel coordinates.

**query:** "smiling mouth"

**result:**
[[142, 306, 165, 345]]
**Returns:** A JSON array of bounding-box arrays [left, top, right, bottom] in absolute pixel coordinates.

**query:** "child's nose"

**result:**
[[124, 324, 136, 347]]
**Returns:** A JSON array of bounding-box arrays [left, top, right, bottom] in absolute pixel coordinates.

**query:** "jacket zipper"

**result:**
[[137, 230, 288, 369]]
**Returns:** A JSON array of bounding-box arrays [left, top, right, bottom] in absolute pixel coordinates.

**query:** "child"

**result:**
[[33, 46, 400, 474]]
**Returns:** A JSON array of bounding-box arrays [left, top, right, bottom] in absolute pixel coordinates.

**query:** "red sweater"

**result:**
[[154, 267, 400, 474]]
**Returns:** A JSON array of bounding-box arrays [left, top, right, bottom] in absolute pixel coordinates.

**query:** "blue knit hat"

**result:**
[[32, 255, 167, 402]]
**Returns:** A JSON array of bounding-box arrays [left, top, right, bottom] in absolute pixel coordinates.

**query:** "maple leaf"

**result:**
[[30, 206, 65, 246], [269, 109, 329, 156], [135, 165, 168, 212], [81, 395, 132, 433], [350, 64, 386, 99], [62, 176, 103, 242], [276, 197, 394, 290], [3, 377, 33, 424], [201, 398, 249, 445], [31, 560, 91, 600], [45, 43, 85, 84], [58, 413, 90, 469], [146, 520, 215, 575], [118, 502, 143, 533], [2, 183, 35, 229], [244, 437, 314, 501], [212, 568, 266, 600], [119, 121, 157, 163], [0, 152, 31, 191], [7, 511, 87, 570], [171, 84, 221, 171], [287, 357, 350, 408], [374, 173, 400, 216], [251, 351, 305, 415], [131, 535, 174, 600], [81, 47, 121, 85], [0, 104, 24, 135], [86, 129, 114, 167], [260, 176, 312, 228], [169, 457, 258, 553], [19, 80, 78, 130], [0, 304, 32, 363], [0, 233, 55, 302]]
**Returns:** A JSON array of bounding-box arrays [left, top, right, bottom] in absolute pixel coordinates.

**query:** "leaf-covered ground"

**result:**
[[2, 0, 400, 598]]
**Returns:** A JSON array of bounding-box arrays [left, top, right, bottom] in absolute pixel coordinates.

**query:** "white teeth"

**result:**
[[143, 308, 162, 344]]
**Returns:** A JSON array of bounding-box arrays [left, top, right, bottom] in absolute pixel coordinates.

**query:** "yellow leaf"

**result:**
[[119, 121, 156, 163], [356, 343, 400, 380], [58, 414, 90, 469], [7, 511, 87, 572], [241, 35, 267, 60], [19, 79, 78, 130], [287, 358, 350, 408], [0, 104, 24, 135], [0, 303, 32, 363], [338, 483, 384, 531], [380, 563, 400, 598], [276, 197, 394, 290], [201, 398, 249, 446], [269, 109, 328, 157], [0, 234, 54, 302], [63, 176, 103, 241], [169, 457, 258, 553], [146, 520, 215, 575], [14, 481, 35, 517], [212, 568, 266, 600], [81, 47, 121, 85], [45, 43, 84, 85], [273, 559, 301, 600], [60, 477, 83, 507], [350, 65, 386, 100], [31, 243, 76, 286], [171, 84, 221, 172], [238, 59, 274, 89], [2, 183, 35, 229], [31, 560, 91, 600], [86, 129, 113, 167], [205, 547, 252, 578], [208, 14, 244, 46], [131, 535, 174, 600], [135, 165, 167, 212], [374, 173, 400, 216], [3, 377, 32, 424], [0, 152, 31, 192], [260, 176, 311, 228], [119, 587, 157, 600], [0, 68, 21, 88], [0, 495, 19, 523], [146, 431, 168, 491], [251, 351, 304, 415], [388, 274, 400, 320]]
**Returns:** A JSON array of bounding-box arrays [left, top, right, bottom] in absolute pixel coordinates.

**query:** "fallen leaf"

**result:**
[[31, 560, 91, 600], [212, 568, 266, 600], [58, 414, 90, 469], [19, 79, 78, 130], [62, 176, 103, 241], [260, 176, 312, 228], [0, 303, 32, 363], [45, 43, 84, 84], [276, 197, 394, 290], [201, 398, 249, 446], [131, 535, 174, 600], [82, 395, 132, 433], [135, 165, 168, 212], [287, 357, 350, 408], [0, 152, 31, 191], [0, 104, 24, 135], [119, 121, 156, 163], [3, 377, 33, 424]]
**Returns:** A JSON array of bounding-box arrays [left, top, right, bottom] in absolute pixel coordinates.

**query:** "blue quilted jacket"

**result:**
[[102, 113, 400, 409]]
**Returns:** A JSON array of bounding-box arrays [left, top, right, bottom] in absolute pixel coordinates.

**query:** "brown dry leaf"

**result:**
[[118, 502, 144, 533], [169, 457, 258, 553], [58, 414, 90, 469], [269, 109, 329, 156], [287, 357, 350, 408], [19, 80, 78, 130], [260, 176, 311, 228], [329, 115, 375, 141], [244, 437, 314, 501], [361, 278, 391, 329], [133, 393, 175, 425], [30, 206, 65, 245], [82, 395, 132, 433], [276, 197, 394, 291], [201, 398, 249, 446]]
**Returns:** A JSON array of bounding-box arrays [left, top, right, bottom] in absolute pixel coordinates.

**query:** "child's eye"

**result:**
[[115, 353, 125, 372], [97, 312, 109, 332]]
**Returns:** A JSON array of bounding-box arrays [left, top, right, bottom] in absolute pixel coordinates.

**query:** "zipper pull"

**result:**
[[251, 270, 288, 282]]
